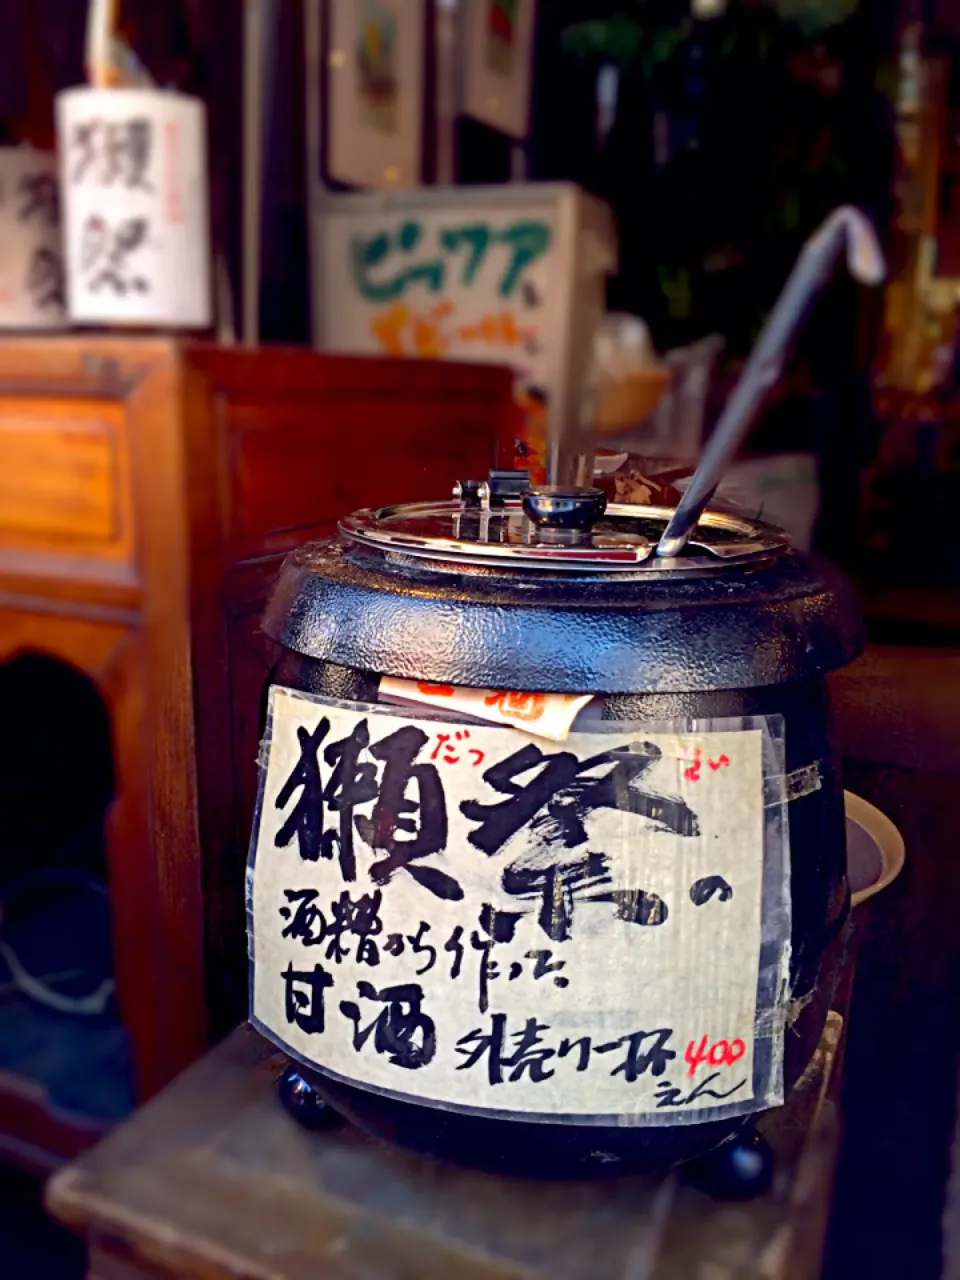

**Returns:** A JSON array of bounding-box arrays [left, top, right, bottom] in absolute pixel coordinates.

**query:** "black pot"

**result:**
[[248, 475, 862, 1177]]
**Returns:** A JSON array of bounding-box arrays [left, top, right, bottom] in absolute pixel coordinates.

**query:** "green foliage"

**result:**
[[768, 0, 858, 36], [561, 0, 860, 74], [561, 6, 690, 77], [659, 263, 692, 322], [492, 0, 521, 22], [560, 1, 878, 353]]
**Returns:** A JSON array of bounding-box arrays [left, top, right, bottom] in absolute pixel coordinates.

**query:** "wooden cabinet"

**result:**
[[0, 338, 510, 1169]]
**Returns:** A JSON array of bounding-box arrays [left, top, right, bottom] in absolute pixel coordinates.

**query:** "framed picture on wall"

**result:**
[[461, 0, 537, 140], [325, 0, 426, 189]]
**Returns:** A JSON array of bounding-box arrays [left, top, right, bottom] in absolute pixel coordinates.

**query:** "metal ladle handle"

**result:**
[[655, 206, 887, 559]]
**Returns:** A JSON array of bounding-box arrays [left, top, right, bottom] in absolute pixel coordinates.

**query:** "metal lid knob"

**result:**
[[522, 486, 607, 534]]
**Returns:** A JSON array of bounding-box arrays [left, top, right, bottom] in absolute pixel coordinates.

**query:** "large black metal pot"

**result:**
[[248, 474, 863, 1177]]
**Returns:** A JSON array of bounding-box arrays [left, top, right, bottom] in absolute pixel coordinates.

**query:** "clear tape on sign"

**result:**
[[764, 763, 823, 809], [784, 762, 823, 801], [247, 687, 791, 1128]]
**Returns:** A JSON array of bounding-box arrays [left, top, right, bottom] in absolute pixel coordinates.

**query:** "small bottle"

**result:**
[[55, 0, 215, 333], [0, 1, 66, 330]]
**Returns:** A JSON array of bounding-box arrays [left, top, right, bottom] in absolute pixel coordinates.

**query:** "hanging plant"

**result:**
[[560, 0, 873, 353], [769, 0, 858, 36], [561, 0, 859, 74], [561, 5, 691, 78]]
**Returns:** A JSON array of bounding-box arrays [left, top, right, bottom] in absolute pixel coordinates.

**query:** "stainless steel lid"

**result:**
[[339, 471, 789, 575]]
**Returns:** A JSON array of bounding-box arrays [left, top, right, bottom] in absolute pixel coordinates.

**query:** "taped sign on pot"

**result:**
[[248, 687, 791, 1126]]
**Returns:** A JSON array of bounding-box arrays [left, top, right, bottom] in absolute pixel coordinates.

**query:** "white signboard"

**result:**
[[249, 687, 790, 1124], [56, 87, 211, 329], [0, 148, 65, 330], [321, 198, 561, 381]]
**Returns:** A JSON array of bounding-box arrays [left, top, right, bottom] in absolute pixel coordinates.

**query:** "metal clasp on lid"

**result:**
[[454, 469, 530, 512]]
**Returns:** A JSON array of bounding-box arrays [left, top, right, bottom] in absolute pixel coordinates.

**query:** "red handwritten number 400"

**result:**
[[685, 1034, 746, 1077]]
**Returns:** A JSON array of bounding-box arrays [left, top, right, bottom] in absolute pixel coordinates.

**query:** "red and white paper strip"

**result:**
[[378, 677, 592, 741]]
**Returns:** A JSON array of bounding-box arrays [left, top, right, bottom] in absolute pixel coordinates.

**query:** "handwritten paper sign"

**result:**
[[249, 688, 790, 1123], [0, 148, 65, 329], [56, 87, 211, 328], [378, 677, 592, 741]]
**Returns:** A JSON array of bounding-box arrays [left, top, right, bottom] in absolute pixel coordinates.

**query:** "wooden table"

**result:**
[[47, 1015, 846, 1280]]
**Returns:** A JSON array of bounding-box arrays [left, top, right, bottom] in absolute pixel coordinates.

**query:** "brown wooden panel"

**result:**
[[89, 1239, 176, 1280], [0, 407, 118, 541], [193, 555, 285, 1035], [226, 600, 279, 856], [937, 107, 960, 278], [205, 596, 280, 1029], [0, 606, 175, 1113], [226, 394, 498, 560], [0, 398, 137, 589], [0, 337, 512, 1175], [190, 342, 514, 402], [0, 1069, 108, 1177]]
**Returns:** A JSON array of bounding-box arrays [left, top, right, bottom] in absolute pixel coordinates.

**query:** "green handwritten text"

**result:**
[[351, 218, 552, 302]]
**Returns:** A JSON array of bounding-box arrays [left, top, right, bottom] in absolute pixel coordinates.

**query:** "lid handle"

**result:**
[[454, 469, 530, 509], [522, 486, 607, 537]]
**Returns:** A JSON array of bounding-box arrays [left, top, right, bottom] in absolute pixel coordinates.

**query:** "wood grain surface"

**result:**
[[47, 1013, 845, 1280], [0, 337, 511, 1167]]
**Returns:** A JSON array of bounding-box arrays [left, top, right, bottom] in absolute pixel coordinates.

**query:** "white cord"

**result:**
[[0, 939, 114, 1017]]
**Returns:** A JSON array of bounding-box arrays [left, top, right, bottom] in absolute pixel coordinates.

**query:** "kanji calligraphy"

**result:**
[[250, 688, 789, 1124], [56, 87, 211, 328], [0, 149, 64, 328]]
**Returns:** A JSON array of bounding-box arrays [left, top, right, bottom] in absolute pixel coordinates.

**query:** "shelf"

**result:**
[[0, 987, 134, 1175], [0, 1069, 111, 1176], [862, 586, 960, 636]]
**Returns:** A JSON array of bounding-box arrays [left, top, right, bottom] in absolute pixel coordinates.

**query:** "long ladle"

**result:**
[[655, 206, 886, 559]]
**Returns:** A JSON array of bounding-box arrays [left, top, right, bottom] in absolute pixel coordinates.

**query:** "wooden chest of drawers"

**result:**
[[0, 337, 510, 1168]]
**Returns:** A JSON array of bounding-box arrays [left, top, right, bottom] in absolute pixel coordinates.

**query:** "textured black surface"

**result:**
[[260, 527, 863, 1174], [262, 538, 864, 694]]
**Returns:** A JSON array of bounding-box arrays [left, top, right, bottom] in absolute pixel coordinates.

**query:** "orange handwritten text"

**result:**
[[483, 690, 547, 723], [371, 300, 455, 358], [457, 311, 538, 349], [369, 300, 538, 359]]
